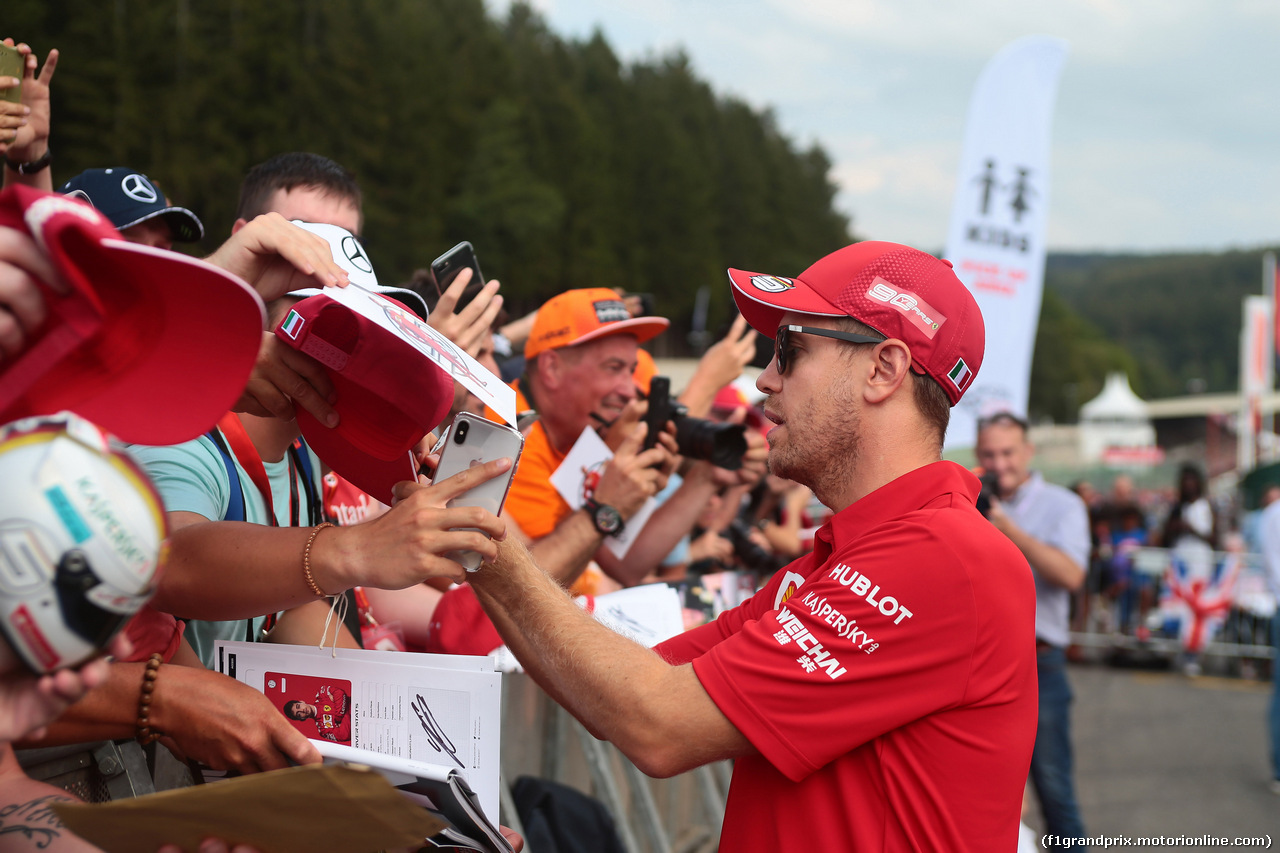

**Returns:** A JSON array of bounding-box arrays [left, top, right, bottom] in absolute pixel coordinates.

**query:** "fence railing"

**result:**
[[1071, 545, 1276, 674]]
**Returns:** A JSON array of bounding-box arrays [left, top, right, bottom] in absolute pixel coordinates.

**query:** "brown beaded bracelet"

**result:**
[[136, 653, 163, 745], [304, 522, 336, 597]]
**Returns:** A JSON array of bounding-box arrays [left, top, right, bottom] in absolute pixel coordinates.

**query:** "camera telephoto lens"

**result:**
[[674, 415, 748, 470], [455, 420, 470, 444]]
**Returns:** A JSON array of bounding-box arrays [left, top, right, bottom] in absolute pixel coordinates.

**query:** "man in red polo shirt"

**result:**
[[442, 241, 1037, 851]]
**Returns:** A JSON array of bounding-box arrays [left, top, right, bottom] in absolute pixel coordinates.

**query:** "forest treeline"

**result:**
[[6, 0, 1274, 420], [1034, 248, 1278, 421], [5, 0, 850, 343]]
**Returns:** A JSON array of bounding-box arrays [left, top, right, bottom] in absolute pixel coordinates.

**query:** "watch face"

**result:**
[[593, 503, 623, 535]]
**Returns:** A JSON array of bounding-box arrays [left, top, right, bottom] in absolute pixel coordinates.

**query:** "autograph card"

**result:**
[[216, 642, 502, 819]]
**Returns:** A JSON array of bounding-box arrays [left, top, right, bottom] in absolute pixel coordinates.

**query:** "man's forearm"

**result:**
[[24, 662, 146, 747], [596, 474, 720, 587], [149, 521, 333, 620], [472, 539, 748, 776], [524, 509, 605, 587], [1002, 524, 1086, 591]]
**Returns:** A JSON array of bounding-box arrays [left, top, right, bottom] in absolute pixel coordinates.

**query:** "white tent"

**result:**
[[1079, 372, 1159, 465]]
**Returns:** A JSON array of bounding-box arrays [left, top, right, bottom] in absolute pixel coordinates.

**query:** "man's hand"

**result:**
[[204, 213, 349, 301], [985, 497, 1016, 537], [232, 332, 338, 427], [679, 314, 758, 417], [159, 842, 261, 853], [709, 408, 767, 488], [0, 224, 66, 362], [426, 267, 503, 357], [0, 40, 55, 166], [152, 665, 320, 774], [688, 528, 734, 565], [592, 422, 672, 519], [0, 633, 125, 742], [323, 458, 512, 590]]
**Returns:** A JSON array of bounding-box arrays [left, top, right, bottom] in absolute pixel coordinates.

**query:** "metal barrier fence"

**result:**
[[1070, 546, 1277, 676]]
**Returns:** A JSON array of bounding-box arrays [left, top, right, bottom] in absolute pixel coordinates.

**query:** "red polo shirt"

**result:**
[[658, 461, 1037, 852]]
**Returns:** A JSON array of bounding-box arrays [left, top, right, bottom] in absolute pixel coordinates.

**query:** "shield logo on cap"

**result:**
[[751, 275, 794, 293]]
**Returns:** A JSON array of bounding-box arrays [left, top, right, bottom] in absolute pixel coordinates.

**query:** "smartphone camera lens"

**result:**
[[455, 420, 469, 444]]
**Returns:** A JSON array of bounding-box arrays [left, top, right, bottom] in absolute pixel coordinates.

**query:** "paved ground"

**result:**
[[1023, 662, 1278, 850]]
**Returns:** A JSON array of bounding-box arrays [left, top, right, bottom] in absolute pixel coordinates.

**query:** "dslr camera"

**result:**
[[975, 470, 1000, 518], [643, 376, 748, 470]]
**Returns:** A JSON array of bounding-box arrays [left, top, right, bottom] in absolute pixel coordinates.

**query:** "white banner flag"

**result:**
[[943, 36, 1069, 448], [1239, 295, 1272, 471]]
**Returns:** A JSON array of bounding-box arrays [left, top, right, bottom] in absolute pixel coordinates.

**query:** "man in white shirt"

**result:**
[[1255, 492, 1280, 793]]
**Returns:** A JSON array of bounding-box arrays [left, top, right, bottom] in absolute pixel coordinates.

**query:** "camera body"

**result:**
[[975, 470, 1000, 518], [643, 376, 748, 470], [724, 518, 788, 575]]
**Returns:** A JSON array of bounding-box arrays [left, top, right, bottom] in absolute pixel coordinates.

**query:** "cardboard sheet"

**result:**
[[53, 763, 444, 853]]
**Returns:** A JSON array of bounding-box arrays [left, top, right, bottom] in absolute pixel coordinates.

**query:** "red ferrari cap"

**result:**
[[727, 241, 985, 405], [0, 185, 266, 444], [275, 292, 454, 502]]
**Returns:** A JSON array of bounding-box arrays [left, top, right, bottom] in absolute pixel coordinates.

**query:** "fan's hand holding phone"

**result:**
[[429, 413, 524, 570], [0, 45, 23, 104]]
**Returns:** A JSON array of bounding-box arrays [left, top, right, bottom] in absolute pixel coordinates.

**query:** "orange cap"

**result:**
[[633, 349, 657, 395], [525, 288, 669, 360]]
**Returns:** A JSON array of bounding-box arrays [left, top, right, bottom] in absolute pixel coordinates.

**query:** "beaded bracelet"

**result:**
[[304, 522, 336, 597], [136, 653, 163, 745]]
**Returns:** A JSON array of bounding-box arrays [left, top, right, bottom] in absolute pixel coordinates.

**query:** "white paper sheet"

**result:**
[[549, 426, 657, 559]]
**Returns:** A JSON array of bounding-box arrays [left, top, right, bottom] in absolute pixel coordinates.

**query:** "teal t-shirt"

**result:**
[[130, 435, 323, 667]]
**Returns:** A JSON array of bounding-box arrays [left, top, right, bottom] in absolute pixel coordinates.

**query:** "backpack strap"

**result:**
[[205, 427, 247, 523], [291, 438, 325, 526]]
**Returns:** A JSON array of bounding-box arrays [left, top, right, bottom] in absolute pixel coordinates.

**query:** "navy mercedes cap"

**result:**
[[59, 168, 204, 243]]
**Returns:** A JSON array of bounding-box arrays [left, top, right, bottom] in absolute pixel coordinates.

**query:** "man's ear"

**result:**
[[534, 351, 560, 390], [863, 340, 913, 404], [231, 217, 248, 235]]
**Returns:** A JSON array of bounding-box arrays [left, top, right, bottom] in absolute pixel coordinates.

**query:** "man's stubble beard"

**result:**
[[765, 379, 861, 506]]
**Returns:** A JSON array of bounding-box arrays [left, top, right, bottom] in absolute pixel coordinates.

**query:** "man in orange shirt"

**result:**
[[501, 288, 676, 590]]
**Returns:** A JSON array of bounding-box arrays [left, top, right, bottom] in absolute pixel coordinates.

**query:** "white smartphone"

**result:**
[[429, 412, 525, 570]]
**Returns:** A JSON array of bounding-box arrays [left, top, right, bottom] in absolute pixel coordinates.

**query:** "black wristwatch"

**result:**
[[5, 148, 52, 175], [583, 497, 625, 537]]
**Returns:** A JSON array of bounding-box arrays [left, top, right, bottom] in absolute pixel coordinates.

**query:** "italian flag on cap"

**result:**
[[280, 309, 304, 340], [948, 357, 972, 392]]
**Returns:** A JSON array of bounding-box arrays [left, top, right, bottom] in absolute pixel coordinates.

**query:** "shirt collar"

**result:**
[[812, 461, 981, 555]]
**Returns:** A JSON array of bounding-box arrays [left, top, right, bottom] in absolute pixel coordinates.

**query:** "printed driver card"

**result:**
[[264, 672, 353, 745], [215, 641, 503, 819], [549, 426, 657, 559]]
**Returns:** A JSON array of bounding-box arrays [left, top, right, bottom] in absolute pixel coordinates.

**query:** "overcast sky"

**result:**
[[490, 0, 1280, 254]]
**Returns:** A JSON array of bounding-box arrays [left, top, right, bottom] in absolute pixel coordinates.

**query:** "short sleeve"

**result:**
[[690, 519, 979, 781], [1048, 491, 1091, 570], [128, 438, 230, 521]]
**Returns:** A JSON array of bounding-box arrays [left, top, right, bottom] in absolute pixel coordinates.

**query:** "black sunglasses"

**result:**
[[774, 324, 884, 374]]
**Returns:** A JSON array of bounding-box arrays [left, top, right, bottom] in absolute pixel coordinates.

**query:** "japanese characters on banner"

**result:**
[[943, 36, 1069, 448], [1239, 295, 1272, 471]]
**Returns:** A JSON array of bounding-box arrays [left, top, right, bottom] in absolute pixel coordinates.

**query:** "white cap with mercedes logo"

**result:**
[[286, 221, 430, 320]]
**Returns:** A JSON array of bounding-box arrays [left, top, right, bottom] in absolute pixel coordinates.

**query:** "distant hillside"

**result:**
[[1028, 247, 1278, 420]]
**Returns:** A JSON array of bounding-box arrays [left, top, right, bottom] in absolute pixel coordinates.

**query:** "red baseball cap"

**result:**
[[0, 185, 266, 444], [525, 288, 669, 360], [727, 241, 985, 405], [275, 292, 454, 502]]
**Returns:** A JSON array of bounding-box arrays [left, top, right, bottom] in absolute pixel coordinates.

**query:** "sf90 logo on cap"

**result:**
[[867, 278, 945, 339]]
